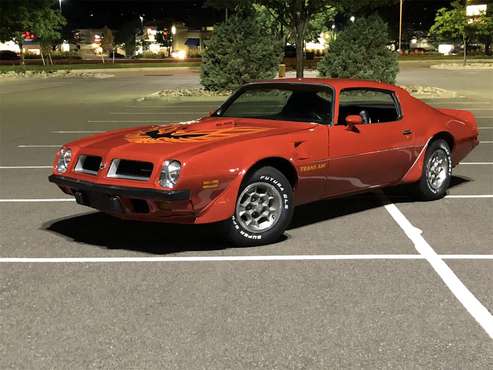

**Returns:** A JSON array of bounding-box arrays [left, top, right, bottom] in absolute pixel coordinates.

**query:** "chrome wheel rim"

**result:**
[[427, 149, 449, 191], [236, 182, 283, 233]]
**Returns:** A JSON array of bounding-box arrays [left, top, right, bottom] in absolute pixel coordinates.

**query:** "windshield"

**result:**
[[215, 84, 333, 124]]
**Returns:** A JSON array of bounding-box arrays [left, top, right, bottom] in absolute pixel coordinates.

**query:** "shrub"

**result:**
[[201, 12, 283, 91], [318, 15, 398, 84], [51, 51, 81, 60]]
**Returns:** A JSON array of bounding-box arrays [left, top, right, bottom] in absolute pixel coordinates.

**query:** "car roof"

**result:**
[[249, 78, 406, 93]]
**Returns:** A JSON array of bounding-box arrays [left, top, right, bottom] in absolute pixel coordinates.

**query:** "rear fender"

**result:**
[[438, 108, 478, 135]]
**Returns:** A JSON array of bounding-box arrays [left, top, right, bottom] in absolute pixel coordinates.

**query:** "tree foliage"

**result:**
[[201, 12, 283, 91], [205, 0, 393, 77], [116, 21, 139, 57], [31, 6, 66, 64], [430, 1, 493, 59], [101, 26, 114, 54], [318, 15, 398, 83], [0, 0, 65, 64], [255, 0, 393, 77]]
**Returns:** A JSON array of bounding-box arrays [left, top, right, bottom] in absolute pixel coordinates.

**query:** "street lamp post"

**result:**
[[58, 0, 62, 13], [398, 0, 404, 53]]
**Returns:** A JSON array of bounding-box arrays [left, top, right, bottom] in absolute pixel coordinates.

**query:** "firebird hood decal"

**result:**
[[125, 124, 271, 144]]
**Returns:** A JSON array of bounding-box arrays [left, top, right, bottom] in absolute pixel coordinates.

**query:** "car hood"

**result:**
[[68, 117, 315, 160]]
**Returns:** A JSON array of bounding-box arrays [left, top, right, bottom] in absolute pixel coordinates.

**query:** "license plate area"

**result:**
[[74, 191, 124, 214]]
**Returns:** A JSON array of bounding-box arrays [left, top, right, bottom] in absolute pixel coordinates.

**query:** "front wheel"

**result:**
[[222, 166, 294, 246], [414, 139, 452, 200]]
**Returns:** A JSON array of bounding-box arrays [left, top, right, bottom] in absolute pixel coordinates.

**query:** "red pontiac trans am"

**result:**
[[49, 79, 479, 245]]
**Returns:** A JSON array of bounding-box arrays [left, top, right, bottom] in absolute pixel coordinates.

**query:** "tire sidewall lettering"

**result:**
[[233, 174, 291, 241]]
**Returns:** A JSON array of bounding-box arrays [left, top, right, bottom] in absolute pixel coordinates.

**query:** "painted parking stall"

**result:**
[[1, 73, 492, 368]]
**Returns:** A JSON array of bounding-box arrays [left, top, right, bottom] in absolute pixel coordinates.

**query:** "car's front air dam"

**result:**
[[49, 175, 194, 222]]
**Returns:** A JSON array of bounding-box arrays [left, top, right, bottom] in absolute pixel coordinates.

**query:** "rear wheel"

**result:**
[[414, 139, 452, 200], [222, 166, 294, 246]]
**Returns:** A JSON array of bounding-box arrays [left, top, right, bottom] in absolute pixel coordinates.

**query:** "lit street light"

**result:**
[[350, 16, 355, 22], [58, 0, 63, 13], [398, 0, 404, 53]]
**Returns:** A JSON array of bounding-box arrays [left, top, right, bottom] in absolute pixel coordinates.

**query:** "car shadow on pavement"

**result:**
[[43, 176, 471, 255]]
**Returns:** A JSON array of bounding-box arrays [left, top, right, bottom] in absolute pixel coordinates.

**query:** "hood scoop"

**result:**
[[215, 119, 237, 128]]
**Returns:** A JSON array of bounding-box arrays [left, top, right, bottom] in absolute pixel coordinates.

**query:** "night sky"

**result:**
[[60, 0, 222, 29], [60, 0, 453, 36]]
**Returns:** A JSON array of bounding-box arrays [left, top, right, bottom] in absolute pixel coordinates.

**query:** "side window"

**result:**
[[338, 89, 400, 125]]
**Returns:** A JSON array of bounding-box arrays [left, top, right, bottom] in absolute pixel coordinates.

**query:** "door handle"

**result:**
[[401, 129, 413, 135]]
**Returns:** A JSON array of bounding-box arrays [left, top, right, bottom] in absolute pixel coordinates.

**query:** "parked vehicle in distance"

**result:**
[[0, 50, 20, 60], [49, 79, 479, 245]]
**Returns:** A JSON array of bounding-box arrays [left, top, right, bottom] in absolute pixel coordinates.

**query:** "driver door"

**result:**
[[326, 88, 416, 197]]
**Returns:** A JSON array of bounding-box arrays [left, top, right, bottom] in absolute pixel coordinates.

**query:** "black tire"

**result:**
[[222, 166, 294, 246], [414, 139, 452, 201]]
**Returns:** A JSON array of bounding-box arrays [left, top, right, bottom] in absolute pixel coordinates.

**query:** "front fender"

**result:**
[[194, 171, 244, 224]]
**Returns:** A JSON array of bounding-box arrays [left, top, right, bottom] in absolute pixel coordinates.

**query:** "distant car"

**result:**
[[49, 79, 479, 245], [0, 50, 19, 60]]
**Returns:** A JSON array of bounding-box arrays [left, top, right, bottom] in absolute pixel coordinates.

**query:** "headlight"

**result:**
[[56, 148, 72, 173], [159, 160, 181, 188]]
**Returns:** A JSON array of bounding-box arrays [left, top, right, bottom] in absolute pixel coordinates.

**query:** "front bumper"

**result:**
[[49, 175, 192, 220], [49, 175, 190, 201]]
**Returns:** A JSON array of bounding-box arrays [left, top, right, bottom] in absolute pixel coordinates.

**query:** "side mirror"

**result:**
[[345, 115, 362, 131], [345, 114, 363, 126]]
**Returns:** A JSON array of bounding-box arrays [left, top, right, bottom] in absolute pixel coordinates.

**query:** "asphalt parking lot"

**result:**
[[0, 69, 492, 368]]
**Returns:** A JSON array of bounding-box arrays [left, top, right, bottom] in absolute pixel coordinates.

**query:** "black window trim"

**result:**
[[213, 81, 336, 125], [337, 87, 403, 125]]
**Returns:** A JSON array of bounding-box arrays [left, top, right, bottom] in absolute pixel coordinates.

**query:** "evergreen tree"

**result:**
[[200, 12, 282, 91], [318, 15, 398, 84]]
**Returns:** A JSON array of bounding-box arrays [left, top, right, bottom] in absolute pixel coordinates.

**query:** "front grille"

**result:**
[[75, 155, 102, 175], [107, 159, 153, 181]]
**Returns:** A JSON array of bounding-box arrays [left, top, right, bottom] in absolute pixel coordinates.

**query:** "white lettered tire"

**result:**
[[223, 166, 294, 246], [414, 139, 452, 200]]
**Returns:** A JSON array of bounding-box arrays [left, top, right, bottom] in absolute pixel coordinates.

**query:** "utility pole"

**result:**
[[398, 0, 403, 53]]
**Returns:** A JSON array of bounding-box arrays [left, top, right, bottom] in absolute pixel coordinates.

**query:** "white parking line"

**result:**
[[1, 194, 492, 202], [0, 162, 486, 170], [477, 117, 493, 119], [0, 166, 51, 169], [125, 105, 218, 109], [383, 201, 493, 339], [441, 255, 493, 260], [445, 195, 493, 199], [459, 161, 493, 165], [0, 199, 75, 203], [88, 120, 171, 123], [17, 145, 60, 148], [0, 254, 490, 264], [430, 101, 489, 104], [110, 112, 200, 115], [52, 131, 104, 134], [14, 141, 493, 148], [479, 127, 493, 129], [0, 255, 424, 263]]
